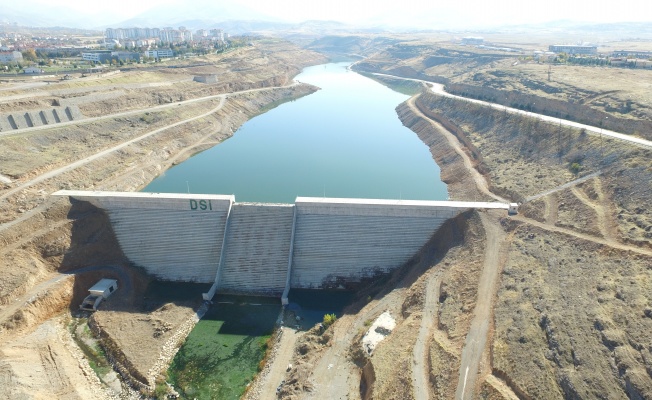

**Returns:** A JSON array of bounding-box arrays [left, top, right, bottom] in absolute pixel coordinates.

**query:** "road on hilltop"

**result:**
[[0, 82, 298, 139], [374, 72, 652, 149]]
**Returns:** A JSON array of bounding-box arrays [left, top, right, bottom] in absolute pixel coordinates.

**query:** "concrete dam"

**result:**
[[54, 191, 515, 302]]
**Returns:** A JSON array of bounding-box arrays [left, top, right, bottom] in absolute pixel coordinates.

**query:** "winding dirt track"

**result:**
[[412, 269, 443, 399], [376, 73, 652, 149], [407, 95, 509, 399], [454, 212, 507, 400], [406, 96, 507, 204], [0, 96, 221, 201], [0, 82, 227, 139], [0, 83, 302, 236], [513, 214, 652, 256], [258, 327, 300, 400]]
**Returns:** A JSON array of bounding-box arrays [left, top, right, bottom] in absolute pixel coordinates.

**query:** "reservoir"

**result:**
[[143, 62, 447, 202]]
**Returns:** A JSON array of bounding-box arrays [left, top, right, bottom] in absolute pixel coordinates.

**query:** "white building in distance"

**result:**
[[0, 51, 23, 63], [549, 45, 597, 55], [143, 49, 174, 59], [24, 66, 44, 74]]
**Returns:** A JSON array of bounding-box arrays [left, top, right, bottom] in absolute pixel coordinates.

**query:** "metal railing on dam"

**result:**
[[53, 191, 515, 302]]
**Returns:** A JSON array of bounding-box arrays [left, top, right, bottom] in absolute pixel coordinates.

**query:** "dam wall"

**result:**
[[63, 191, 233, 283], [290, 197, 460, 289], [54, 191, 512, 296], [219, 203, 294, 295]]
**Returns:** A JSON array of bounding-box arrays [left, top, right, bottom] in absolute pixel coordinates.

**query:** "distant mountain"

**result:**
[[305, 35, 400, 57], [111, 0, 274, 29], [2, 0, 651, 40], [493, 20, 652, 38], [1, 1, 122, 29], [109, 18, 359, 37]]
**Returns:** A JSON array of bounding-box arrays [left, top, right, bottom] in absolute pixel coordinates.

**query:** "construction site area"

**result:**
[[0, 33, 651, 400]]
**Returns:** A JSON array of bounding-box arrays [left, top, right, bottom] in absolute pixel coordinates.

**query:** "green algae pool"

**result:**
[[167, 296, 280, 400], [166, 290, 356, 399]]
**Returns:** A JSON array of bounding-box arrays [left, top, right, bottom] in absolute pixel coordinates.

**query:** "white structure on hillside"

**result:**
[[80, 279, 118, 311], [23, 66, 43, 74]]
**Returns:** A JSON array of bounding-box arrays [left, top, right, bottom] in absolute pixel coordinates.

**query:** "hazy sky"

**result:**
[[22, 0, 652, 28]]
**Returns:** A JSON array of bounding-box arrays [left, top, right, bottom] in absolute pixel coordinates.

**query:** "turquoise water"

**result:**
[[143, 62, 447, 203]]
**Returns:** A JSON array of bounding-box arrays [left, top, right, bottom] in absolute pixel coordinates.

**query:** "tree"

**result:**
[[22, 48, 37, 62]]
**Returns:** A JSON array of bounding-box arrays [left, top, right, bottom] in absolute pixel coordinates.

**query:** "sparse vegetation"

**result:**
[[322, 313, 337, 327], [68, 317, 113, 379]]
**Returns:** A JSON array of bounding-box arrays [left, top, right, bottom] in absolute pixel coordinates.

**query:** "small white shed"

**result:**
[[80, 278, 118, 311], [508, 203, 519, 215], [24, 66, 43, 74]]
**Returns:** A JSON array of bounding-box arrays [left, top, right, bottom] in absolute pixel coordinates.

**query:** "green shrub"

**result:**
[[323, 313, 337, 328]]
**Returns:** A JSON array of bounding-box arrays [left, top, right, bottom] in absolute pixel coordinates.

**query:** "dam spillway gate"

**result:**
[[54, 191, 514, 303]]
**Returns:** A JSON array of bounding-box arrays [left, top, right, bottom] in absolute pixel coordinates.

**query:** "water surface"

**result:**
[[143, 62, 447, 202]]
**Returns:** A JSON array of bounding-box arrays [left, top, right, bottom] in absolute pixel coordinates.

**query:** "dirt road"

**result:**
[[406, 90, 651, 398], [0, 82, 303, 210], [0, 96, 224, 203], [525, 171, 602, 202], [407, 96, 507, 204], [408, 93, 513, 399], [514, 214, 652, 256], [0, 82, 296, 139], [0, 265, 132, 338], [258, 327, 300, 400], [377, 73, 652, 149], [0, 316, 119, 400], [411, 269, 443, 400], [0, 82, 306, 238], [454, 211, 508, 399], [0, 273, 71, 325]]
